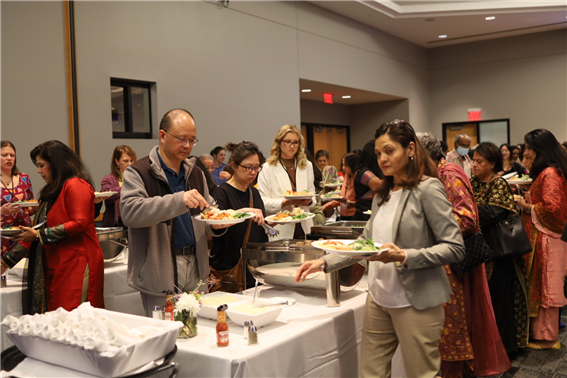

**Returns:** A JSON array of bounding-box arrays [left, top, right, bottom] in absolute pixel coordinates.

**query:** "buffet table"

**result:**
[[0, 258, 144, 351], [174, 284, 367, 378]]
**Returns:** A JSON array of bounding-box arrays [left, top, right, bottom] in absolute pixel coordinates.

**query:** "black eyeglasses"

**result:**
[[238, 164, 262, 173], [282, 140, 300, 147], [162, 129, 199, 147]]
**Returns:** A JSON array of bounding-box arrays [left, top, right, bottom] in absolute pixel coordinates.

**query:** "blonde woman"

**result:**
[[257, 124, 316, 239]]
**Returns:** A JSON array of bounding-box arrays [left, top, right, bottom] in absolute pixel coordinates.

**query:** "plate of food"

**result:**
[[321, 192, 343, 202], [265, 208, 315, 224], [94, 191, 118, 198], [513, 194, 523, 202], [311, 239, 387, 257], [2, 227, 24, 235], [505, 174, 533, 185], [195, 208, 254, 225], [12, 200, 39, 208], [324, 182, 341, 188], [279, 190, 314, 200]]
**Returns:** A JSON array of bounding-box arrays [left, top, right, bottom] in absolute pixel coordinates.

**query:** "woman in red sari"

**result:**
[[0, 140, 104, 314], [516, 129, 567, 349], [418, 133, 510, 378]]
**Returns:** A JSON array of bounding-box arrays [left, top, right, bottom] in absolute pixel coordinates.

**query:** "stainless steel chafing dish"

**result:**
[[242, 239, 365, 307], [309, 221, 367, 240], [96, 227, 127, 263]]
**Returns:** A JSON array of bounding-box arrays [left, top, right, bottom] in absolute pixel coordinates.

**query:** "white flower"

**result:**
[[175, 293, 201, 314]]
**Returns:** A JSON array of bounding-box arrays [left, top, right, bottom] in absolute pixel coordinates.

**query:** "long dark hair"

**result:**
[[524, 129, 567, 180], [1, 141, 20, 176], [30, 140, 94, 206], [342, 152, 360, 176], [374, 119, 438, 205]]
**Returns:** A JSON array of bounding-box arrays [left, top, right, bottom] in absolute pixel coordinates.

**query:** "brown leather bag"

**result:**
[[208, 189, 253, 293]]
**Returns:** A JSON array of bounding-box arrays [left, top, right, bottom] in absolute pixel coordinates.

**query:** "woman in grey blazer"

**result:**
[[296, 120, 465, 378]]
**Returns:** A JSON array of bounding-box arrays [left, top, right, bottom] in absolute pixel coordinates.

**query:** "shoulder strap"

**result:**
[[242, 188, 254, 247]]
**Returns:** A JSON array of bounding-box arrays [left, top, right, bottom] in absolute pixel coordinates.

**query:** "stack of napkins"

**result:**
[[2, 302, 161, 353]]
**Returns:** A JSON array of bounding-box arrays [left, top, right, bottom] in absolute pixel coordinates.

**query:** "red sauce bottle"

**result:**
[[216, 304, 229, 347], [164, 292, 174, 321]]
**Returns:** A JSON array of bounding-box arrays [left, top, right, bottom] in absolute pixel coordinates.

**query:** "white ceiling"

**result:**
[[299, 1, 566, 105], [311, 0, 567, 48]]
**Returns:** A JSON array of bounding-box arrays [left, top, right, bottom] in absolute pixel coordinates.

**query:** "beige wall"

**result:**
[[1, 1, 68, 189], [428, 30, 567, 144], [300, 100, 350, 126], [2, 1, 432, 192]]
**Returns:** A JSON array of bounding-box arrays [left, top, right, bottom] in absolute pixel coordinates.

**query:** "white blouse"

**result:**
[[368, 189, 411, 308]]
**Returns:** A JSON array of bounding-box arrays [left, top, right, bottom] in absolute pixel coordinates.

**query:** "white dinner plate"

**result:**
[[279, 194, 314, 200], [12, 202, 39, 207], [501, 172, 518, 180], [1, 228, 24, 235], [95, 191, 118, 198], [363, 210, 372, 215], [507, 180, 533, 185], [311, 239, 387, 257], [193, 213, 254, 225], [324, 183, 341, 188], [265, 213, 315, 224]]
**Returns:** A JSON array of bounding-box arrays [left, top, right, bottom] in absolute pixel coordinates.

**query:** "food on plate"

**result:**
[[320, 239, 379, 252], [282, 190, 314, 196], [200, 208, 250, 220], [230, 303, 281, 314], [14, 199, 38, 203], [322, 191, 341, 198], [2, 226, 21, 230], [325, 181, 341, 186], [513, 194, 522, 202], [506, 174, 532, 182], [202, 294, 240, 307], [268, 208, 310, 221]]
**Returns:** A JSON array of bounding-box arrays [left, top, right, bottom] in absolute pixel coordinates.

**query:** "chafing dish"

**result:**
[[309, 221, 367, 240], [96, 227, 127, 263], [242, 239, 365, 307]]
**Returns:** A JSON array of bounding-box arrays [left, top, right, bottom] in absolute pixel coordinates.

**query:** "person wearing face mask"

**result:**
[[447, 134, 473, 177], [100, 145, 137, 227]]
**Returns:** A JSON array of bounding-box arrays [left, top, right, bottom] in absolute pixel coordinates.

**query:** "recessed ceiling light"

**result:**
[[485, 16, 496, 20], [301, 89, 311, 93], [342, 95, 351, 99], [438, 35, 448, 39]]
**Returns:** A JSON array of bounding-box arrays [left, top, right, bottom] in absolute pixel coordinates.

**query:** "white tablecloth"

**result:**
[[1, 259, 144, 351]]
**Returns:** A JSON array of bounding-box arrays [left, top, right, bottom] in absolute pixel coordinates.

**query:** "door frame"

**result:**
[[301, 122, 351, 158]]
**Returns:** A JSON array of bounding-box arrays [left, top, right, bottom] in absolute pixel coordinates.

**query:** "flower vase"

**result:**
[[177, 311, 197, 339]]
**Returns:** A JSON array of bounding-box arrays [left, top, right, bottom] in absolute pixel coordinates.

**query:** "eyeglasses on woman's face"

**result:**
[[282, 140, 300, 147], [163, 129, 199, 147], [238, 164, 262, 173]]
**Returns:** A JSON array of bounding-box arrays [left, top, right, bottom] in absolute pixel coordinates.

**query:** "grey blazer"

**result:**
[[324, 177, 465, 310]]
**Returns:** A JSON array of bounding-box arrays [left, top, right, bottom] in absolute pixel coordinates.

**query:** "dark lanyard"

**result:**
[[280, 160, 297, 191], [1, 178, 16, 202]]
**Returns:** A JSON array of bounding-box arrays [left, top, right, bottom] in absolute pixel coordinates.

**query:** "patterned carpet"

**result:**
[[496, 308, 567, 378]]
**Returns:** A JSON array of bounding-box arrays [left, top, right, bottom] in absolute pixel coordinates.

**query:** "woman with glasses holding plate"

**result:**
[[209, 141, 267, 291], [258, 124, 316, 239]]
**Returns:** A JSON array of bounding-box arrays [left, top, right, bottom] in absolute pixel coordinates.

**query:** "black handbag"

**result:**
[[488, 214, 532, 260], [482, 178, 532, 260], [451, 232, 492, 275]]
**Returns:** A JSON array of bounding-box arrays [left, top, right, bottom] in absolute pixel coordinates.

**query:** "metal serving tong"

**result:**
[[202, 199, 218, 214], [260, 223, 280, 237], [253, 301, 288, 308]]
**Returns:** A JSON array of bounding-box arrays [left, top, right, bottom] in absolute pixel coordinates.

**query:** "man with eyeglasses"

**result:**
[[120, 108, 222, 317]]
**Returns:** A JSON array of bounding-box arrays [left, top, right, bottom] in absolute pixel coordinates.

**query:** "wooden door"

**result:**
[[329, 127, 347, 169]]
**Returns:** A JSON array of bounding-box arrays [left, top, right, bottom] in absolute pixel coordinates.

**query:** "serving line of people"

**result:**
[[1, 109, 567, 378]]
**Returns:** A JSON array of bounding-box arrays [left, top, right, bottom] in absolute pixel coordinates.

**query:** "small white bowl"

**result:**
[[198, 292, 250, 320], [225, 301, 284, 328]]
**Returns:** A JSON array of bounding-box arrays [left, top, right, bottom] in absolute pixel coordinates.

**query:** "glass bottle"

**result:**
[[216, 304, 229, 347], [164, 291, 174, 321]]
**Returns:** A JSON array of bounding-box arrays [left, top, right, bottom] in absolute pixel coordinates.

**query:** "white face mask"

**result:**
[[457, 146, 469, 156]]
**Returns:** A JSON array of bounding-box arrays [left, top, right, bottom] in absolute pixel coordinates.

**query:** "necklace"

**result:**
[[281, 158, 296, 171]]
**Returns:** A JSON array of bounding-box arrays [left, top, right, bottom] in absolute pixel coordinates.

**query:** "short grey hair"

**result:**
[[199, 154, 214, 162], [455, 134, 471, 143], [417, 132, 444, 163]]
